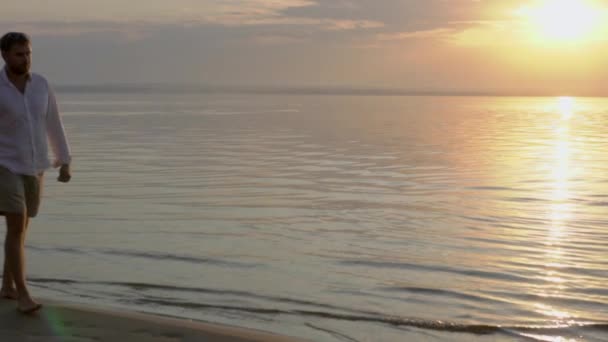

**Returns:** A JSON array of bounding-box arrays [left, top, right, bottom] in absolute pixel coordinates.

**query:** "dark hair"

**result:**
[[0, 32, 30, 53]]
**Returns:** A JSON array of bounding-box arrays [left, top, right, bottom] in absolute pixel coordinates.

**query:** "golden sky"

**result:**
[[2, 0, 608, 95]]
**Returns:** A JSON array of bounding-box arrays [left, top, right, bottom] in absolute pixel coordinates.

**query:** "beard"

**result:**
[[9, 64, 29, 76]]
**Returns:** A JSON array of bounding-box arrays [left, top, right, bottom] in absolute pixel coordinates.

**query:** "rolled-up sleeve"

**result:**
[[46, 86, 71, 167]]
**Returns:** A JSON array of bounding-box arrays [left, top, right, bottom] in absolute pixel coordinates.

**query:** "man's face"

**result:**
[[2, 43, 31, 76]]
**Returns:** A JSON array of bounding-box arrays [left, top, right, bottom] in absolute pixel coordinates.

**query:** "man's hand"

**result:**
[[57, 164, 71, 183]]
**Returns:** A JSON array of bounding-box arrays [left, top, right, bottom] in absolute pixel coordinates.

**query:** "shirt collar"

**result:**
[[0, 66, 9, 85]]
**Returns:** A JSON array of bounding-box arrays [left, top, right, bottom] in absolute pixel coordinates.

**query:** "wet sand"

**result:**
[[0, 299, 308, 342]]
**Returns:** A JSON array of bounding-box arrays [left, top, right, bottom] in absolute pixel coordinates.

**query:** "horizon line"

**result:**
[[53, 83, 606, 98]]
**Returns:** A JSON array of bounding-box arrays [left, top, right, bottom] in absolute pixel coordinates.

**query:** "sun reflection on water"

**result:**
[[557, 97, 575, 120], [536, 97, 578, 324], [547, 97, 574, 240]]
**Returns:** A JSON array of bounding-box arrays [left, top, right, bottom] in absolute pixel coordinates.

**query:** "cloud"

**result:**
[[1, 0, 383, 36], [371, 17, 549, 47], [449, 20, 520, 46], [326, 19, 383, 30], [2, 0, 316, 24], [0, 1, 536, 50], [377, 28, 456, 41], [204, 16, 383, 30], [191, 0, 320, 26]]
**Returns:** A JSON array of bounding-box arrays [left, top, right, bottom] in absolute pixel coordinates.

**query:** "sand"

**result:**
[[0, 298, 309, 342]]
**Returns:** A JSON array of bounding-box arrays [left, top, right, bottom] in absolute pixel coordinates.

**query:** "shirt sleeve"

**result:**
[[46, 85, 71, 167]]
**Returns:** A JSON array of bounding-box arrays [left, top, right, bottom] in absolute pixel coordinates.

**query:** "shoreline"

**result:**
[[0, 298, 309, 341]]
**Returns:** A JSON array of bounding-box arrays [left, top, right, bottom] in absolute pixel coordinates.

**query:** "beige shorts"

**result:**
[[0, 166, 43, 218]]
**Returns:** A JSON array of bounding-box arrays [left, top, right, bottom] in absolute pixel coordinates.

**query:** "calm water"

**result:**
[[15, 92, 608, 341]]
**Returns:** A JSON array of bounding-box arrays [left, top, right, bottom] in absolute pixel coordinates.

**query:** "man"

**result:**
[[0, 32, 72, 314]]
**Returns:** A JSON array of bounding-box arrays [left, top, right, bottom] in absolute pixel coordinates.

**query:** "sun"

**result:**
[[517, 0, 604, 42]]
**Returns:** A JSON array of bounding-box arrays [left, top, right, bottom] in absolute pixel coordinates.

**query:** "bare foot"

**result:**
[[0, 288, 18, 300], [17, 296, 42, 314]]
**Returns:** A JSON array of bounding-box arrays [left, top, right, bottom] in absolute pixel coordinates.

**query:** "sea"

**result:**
[[17, 88, 608, 341]]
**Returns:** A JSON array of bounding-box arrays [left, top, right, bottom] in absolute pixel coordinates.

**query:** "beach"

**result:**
[[0, 298, 308, 342]]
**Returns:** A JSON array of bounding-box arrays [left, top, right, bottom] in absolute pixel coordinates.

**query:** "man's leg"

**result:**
[[1, 229, 17, 299], [5, 212, 39, 311], [1, 216, 30, 299]]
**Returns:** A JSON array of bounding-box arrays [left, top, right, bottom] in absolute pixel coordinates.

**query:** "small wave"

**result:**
[[132, 297, 503, 334], [100, 249, 257, 269], [574, 287, 608, 297], [28, 277, 608, 339], [28, 245, 257, 269], [378, 286, 506, 305], [502, 197, 545, 203], [305, 323, 360, 342], [28, 278, 360, 314], [29, 278, 79, 285], [460, 215, 499, 223], [466, 186, 515, 191], [27, 245, 89, 255], [339, 259, 534, 283], [483, 289, 608, 308], [130, 297, 608, 338]]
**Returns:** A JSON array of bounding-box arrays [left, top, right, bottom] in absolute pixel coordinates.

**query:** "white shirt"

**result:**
[[0, 67, 71, 176]]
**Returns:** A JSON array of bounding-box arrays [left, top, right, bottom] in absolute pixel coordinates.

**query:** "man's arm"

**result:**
[[46, 85, 72, 182]]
